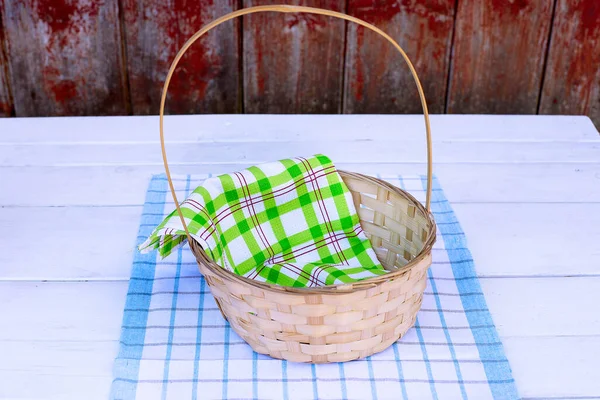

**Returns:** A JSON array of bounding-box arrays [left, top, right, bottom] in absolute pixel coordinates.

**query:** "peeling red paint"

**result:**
[[285, 13, 327, 30], [575, 0, 600, 40], [242, 0, 345, 113], [0, 11, 14, 117], [346, 0, 454, 113], [399, 0, 454, 38], [42, 65, 80, 104], [351, 0, 453, 38], [33, 0, 101, 53], [351, 1, 401, 24], [541, 0, 600, 120], [50, 79, 78, 103], [490, 0, 530, 16], [2, 0, 127, 116], [564, 0, 600, 109], [6, 0, 592, 123], [353, 28, 365, 102], [33, 0, 97, 61], [35, 1, 79, 31], [0, 102, 10, 115], [168, 0, 221, 110], [254, 18, 266, 95], [122, 0, 239, 114], [170, 41, 222, 112], [448, 0, 553, 114]]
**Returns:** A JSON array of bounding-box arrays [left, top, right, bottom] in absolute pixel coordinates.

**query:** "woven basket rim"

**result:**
[[190, 170, 437, 295]]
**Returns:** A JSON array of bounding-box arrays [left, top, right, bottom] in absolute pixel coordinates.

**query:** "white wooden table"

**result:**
[[1, 115, 599, 399]]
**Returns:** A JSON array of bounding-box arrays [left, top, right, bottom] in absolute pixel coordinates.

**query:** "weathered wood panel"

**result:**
[[344, 1, 455, 114], [0, 0, 128, 116], [0, 9, 13, 117], [243, 0, 345, 114], [447, 0, 554, 114], [540, 0, 600, 129], [122, 0, 239, 115]]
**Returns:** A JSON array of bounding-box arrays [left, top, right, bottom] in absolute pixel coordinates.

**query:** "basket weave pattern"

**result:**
[[158, 5, 437, 363], [190, 171, 436, 363]]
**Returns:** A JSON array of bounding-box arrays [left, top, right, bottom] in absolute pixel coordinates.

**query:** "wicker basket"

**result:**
[[158, 5, 437, 363]]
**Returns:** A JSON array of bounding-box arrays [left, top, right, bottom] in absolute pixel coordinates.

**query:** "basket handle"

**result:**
[[159, 5, 433, 240]]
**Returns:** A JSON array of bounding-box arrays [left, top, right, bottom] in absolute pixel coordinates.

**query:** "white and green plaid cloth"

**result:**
[[139, 155, 386, 287]]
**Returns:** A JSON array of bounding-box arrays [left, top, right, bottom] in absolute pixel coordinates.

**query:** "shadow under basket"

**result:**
[[189, 171, 437, 363]]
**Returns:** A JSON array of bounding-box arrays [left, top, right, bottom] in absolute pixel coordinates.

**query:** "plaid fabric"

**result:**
[[111, 174, 519, 400], [139, 155, 386, 287]]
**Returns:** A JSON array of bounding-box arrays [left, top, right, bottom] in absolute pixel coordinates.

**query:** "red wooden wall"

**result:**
[[447, 0, 554, 114], [0, 0, 599, 128], [344, 0, 455, 114], [1, 0, 128, 116]]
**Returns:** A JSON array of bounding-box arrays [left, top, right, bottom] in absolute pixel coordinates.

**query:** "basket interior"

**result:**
[[341, 171, 434, 272], [191, 171, 436, 292]]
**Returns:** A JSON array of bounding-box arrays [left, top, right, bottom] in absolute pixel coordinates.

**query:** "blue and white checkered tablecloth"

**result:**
[[110, 174, 519, 400]]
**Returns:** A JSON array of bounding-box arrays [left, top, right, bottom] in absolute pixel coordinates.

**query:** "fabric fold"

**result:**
[[139, 154, 386, 287]]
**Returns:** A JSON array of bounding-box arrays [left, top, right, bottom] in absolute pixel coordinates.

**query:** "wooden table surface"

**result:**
[[1, 115, 599, 399]]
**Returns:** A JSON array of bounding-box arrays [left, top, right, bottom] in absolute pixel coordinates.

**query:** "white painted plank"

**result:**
[[2, 163, 600, 207], [0, 114, 598, 399], [0, 115, 597, 144], [3, 141, 600, 167], [0, 341, 115, 400], [454, 203, 600, 277], [1, 282, 599, 398], [0, 166, 152, 207], [505, 336, 600, 399], [2, 279, 598, 342], [2, 204, 598, 280], [2, 341, 116, 376], [481, 277, 600, 337], [0, 207, 141, 280], [0, 282, 128, 342], [0, 373, 110, 400], [1, 337, 599, 399]]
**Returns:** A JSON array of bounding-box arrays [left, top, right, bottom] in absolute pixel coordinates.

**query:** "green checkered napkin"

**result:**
[[139, 154, 387, 287]]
